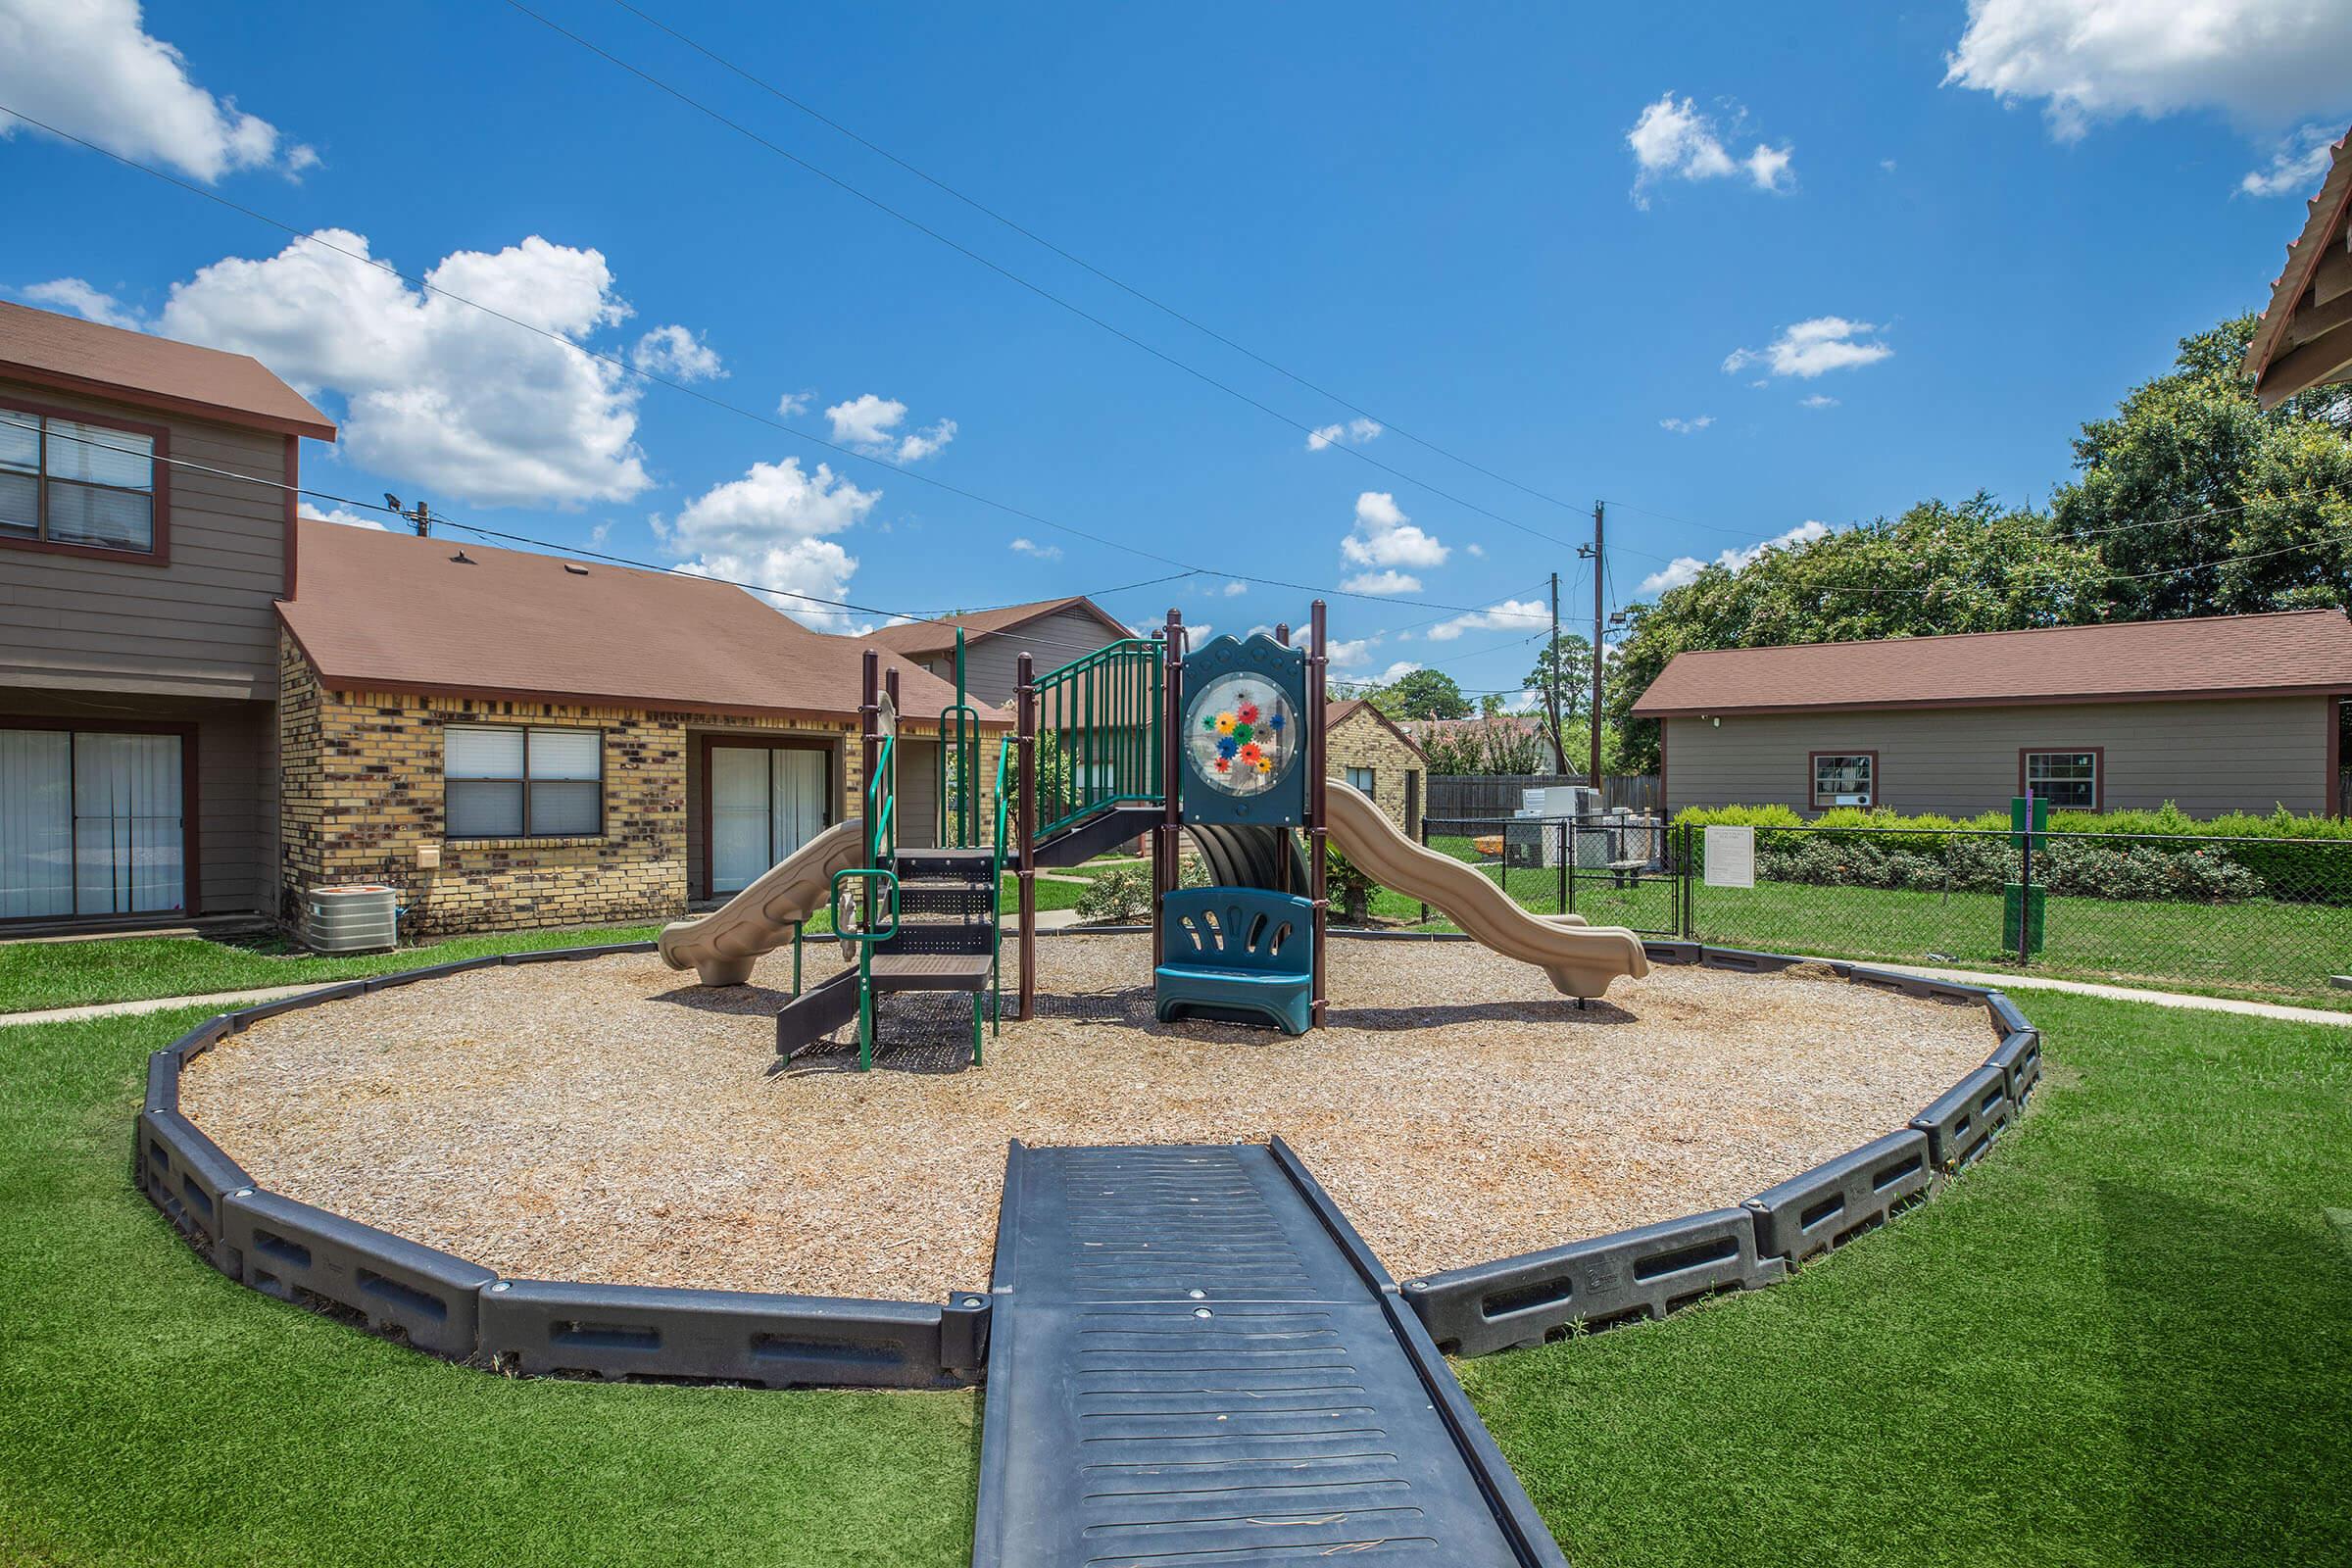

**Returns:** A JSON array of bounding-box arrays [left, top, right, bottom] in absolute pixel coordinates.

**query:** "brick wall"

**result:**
[[278, 634, 1010, 937], [1324, 707, 1426, 833]]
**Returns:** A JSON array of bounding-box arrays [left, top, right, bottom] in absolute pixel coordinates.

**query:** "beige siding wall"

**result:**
[[915, 606, 1128, 709], [0, 377, 290, 701], [1663, 695, 2334, 817]]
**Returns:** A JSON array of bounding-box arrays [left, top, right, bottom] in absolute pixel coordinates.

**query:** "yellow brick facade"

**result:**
[[1324, 705, 1427, 834], [277, 633, 1004, 938]]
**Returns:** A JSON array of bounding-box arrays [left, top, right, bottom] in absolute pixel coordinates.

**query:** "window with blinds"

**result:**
[[445, 725, 603, 838], [1, 406, 160, 555]]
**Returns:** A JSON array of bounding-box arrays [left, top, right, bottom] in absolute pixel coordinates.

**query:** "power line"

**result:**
[[0, 107, 1552, 624], [495, 0, 1587, 553], [603, 0, 1604, 524]]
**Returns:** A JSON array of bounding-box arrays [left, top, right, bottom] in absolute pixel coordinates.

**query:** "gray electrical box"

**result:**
[[305, 884, 398, 953]]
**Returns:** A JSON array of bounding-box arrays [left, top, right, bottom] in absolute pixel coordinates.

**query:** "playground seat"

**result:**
[[1154, 887, 1315, 1036]]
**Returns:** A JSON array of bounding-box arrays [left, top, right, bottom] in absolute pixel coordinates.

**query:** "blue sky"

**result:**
[[6, 0, 2352, 698]]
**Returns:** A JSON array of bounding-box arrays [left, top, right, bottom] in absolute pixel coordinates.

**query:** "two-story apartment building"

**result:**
[[1, 301, 335, 930], [2, 301, 1003, 938]]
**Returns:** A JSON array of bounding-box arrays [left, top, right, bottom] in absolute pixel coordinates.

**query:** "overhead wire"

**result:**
[[0, 109, 1555, 625]]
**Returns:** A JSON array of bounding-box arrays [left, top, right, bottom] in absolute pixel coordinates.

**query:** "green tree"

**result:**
[[1374, 667, 1473, 720], [2054, 314, 2352, 618], [1522, 632, 1594, 769], [1605, 495, 2107, 771]]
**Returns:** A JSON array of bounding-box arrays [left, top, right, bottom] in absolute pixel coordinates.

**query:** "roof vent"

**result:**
[[564, 562, 590, 575], [449, 551, 475, 564]]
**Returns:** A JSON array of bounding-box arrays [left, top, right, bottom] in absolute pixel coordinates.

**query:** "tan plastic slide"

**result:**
[[659, 818, 866, 986], [1324, 781, 1650, 999]]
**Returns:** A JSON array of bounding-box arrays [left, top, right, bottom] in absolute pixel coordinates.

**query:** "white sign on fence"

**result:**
[[1704, 825, 1756, 889]]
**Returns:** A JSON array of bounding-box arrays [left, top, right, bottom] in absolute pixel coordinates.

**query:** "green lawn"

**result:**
[[0, 1007, 977, 1567], [1387, 845, 2352, 1010], [6, 993, 2346, 1563], [1463, 992, 2352, 1566], [0, 876, 1087, 1015]]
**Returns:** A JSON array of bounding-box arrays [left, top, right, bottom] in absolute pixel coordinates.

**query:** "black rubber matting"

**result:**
[[972, 1141, 1566, 1566]]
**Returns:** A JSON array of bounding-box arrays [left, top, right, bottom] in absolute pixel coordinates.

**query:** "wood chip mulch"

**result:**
[[178, 935, 1993, 1301]]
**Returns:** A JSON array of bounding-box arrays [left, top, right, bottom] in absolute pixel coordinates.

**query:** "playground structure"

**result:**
[[660, 601, 1649, 1066]]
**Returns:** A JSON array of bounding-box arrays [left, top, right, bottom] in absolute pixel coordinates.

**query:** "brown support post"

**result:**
[[858, 649, 880, 858], [1274, 622, 1290, 645], [1307, 600, 1329, 1029], [1016, 651, 1039, 1020], [1157, 610, 1184, 964]]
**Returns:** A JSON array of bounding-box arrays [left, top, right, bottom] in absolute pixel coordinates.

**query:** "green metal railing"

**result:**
[[1036, 638, 1164, 838], [987, 728, 1011, 1041], [837, 730, 901, 1071]]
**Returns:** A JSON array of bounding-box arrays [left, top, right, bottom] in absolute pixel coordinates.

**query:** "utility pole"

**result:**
[[1576, 502, 1605, 783], [383, 493, 432, 537], [1589, 501, 1605, 784], [1544, 571, 1566, 774]]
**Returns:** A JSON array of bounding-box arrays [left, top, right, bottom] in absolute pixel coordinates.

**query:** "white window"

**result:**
[[1810, 753, 1875, 808], [0, 406, 160, 555], [445, 725, 603, 838], [2025, 751, 2099, 810], [1345, 764, 1376, 794]]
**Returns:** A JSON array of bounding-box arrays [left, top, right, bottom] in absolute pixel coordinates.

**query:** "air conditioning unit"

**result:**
[[305, 884, 399, 953]]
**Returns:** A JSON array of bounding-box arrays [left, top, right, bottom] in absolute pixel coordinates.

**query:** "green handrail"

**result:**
[[830, 866, 900, 1072], [937, 703, 981, 848], [1036, 638, 1164, 839], [987, 725, 1011, 1043]]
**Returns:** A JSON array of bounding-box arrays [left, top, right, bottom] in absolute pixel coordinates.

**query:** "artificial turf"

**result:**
[[0, 874, 1093, 1015], [0, 1006, 978, 1566], [1461, 991, 2352, 1567], [5, 992, 2345, 1563]]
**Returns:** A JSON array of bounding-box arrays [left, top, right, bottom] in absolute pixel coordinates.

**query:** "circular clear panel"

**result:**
[[1183, 674, 1298, 797]]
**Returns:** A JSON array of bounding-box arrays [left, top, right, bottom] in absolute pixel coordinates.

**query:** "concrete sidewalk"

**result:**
[[1875, 963, 2352, 1027], [0, 983, 328, 1029]]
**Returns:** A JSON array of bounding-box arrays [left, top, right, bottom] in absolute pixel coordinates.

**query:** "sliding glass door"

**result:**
[[708, 742, 830, 896], [0, 726, 185, 920]]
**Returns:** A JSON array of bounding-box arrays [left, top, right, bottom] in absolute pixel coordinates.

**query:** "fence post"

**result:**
[[1681, 820, 1695, 940], [1556, 820, 1568, 914]]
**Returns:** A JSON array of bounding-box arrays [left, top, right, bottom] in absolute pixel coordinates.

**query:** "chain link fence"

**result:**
[[1390, 816, 2351, 1004]]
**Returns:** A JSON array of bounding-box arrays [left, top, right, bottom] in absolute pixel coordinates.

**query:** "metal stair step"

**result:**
[[869, 953, 993, 992]]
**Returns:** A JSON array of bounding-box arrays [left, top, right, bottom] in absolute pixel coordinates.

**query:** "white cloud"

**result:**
[[776, 390, 814, 417], [1326, 636, 1374, 669], [630, 323, 724, 382], [1341, 491, 1448, 571], [1305, 416, 1383, 451], [893, 417, 956, 463], [158, 229, 652, 508], [21, 278, 143, 330], [1340, 568, 1424, 596], [1659, 415, 1714, 434], [1722, 317, 1891, 379], [1008, 535, 1061, 560], [658, 457, 876, 628], [2240, 123, 2341, 197], [1626, 93, 1792, 207], [1366, 660, 1422, 686], [588, 520, 612, 545], [824, 392, 955, 462], [1222, 579, 1249, 596], [1637, 518, 1832, 595], [1465, 542, 1486, 558], [1944, 0, 2352, 141], [1183, 621, 1214, 647], [1799, 393, 1839, 409], [1425, 598, 1547, 642], [297, 502, 385, 532], [0, 0, 315, 181]]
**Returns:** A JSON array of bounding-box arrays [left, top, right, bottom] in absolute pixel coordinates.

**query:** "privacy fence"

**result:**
[[1411, 815, 2352, 1004], [1424, 772, 1660, 818]]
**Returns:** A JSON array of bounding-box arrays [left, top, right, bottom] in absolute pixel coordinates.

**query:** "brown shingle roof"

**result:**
[[860, 595, 1131, 659], [279, 521, 1001, 724], [1631, 611, 2352, 716], [0, 301, 336, 439]]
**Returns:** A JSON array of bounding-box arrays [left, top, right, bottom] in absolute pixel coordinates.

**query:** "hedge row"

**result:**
[[1672, 803, 2352, 905]]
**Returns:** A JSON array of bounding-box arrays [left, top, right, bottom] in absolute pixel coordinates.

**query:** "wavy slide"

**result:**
[[1324, 781, 1649, 999], [659, 818, 866, 986]]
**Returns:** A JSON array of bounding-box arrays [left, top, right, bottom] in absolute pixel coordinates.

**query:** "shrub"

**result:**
[[1073, 855, 1208, 922], [1326, 846, 1377, 924]]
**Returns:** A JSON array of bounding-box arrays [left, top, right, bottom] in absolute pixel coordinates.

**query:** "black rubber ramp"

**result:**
[[972, 1140, 1566, 1566]]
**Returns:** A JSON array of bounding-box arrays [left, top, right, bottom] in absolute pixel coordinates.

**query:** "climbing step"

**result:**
[[972, 1140, 1566, 1567], [869, 953, 993, 992]]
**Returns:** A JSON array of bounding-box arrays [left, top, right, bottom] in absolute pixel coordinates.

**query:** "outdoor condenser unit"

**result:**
[[304, 884, 398, 953]]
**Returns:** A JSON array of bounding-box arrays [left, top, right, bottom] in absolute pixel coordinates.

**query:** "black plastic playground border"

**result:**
[[134, 930, 2037, 1384]]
